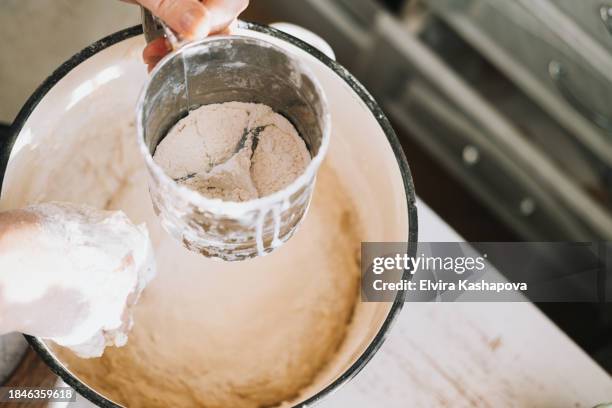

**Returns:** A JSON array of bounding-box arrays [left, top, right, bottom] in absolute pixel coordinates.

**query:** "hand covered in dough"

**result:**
[[124, 0, 250, 70], [0, 203, 155, 358]]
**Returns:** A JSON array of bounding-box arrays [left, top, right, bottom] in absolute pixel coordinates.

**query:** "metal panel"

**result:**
[[553, 0, 612, 50], [361, 14, 612, 240], [426, 0, 612, 166]]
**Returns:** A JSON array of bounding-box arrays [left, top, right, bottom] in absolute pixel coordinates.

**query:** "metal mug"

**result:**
[[137, 14, 330, 261]]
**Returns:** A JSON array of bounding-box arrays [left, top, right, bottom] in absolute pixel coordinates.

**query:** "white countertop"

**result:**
[[322, 201, 612, 407]]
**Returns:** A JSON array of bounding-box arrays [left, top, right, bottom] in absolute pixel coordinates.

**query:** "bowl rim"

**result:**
[[0, 22, 418, 408]]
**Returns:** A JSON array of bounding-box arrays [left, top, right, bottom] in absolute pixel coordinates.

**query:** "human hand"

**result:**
[[0, 202, 155, 358], [126, 0, 249, 70]]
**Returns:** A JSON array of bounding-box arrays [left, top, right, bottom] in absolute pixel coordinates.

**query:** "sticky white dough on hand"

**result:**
[[0, 202, 156, 358]]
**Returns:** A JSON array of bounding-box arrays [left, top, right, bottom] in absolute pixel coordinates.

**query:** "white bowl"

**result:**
[[0, 23, 417, 407]]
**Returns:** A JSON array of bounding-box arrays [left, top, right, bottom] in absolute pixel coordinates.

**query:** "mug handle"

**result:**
[[140, 7, 184, 48]]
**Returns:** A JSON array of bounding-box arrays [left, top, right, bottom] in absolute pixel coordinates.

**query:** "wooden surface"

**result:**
[[324, 302, 612, 407], [0, 333, 28, 384], [320, 202, 612, 407], [4, 349, 56, 408]]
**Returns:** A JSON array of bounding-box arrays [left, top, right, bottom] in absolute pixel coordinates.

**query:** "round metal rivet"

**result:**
[[520, 198, 536, 216], [462, 145, 479, 165]]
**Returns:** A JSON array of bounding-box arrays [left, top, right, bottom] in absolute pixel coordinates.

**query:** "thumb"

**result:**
[[138, 0, 211, 39]]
